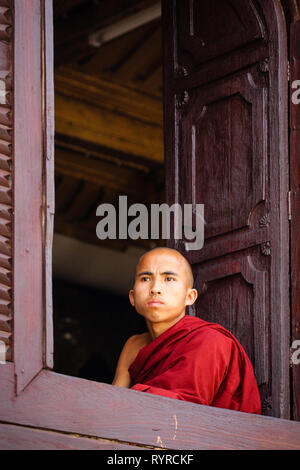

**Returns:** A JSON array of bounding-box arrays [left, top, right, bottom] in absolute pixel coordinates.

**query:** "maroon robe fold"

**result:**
[[129, 315, 261, 414]]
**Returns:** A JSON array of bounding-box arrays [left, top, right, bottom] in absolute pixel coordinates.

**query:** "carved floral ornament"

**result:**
[[261, 241, 271, 256], [174, 66, 190, 110], [259, 58, 269, 73], [259, 213, 271, 227], [175, 90, 190, 109], [175, 65, 189, 78]]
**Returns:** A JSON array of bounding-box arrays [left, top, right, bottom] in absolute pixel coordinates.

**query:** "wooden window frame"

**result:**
[[0, 0, 300, 450]]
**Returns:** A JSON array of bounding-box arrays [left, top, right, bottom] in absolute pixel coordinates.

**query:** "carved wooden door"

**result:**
[[162, 0, 290, 418]]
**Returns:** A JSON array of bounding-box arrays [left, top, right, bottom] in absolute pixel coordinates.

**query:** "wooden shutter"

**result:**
[[0, 0, 12, 366], [163, 0, 290, 418], [13, 0, 54, 394]]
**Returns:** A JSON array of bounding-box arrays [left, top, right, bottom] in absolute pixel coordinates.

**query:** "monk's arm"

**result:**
[[112, 336, 136, 387], [112, 333, 151, 388]]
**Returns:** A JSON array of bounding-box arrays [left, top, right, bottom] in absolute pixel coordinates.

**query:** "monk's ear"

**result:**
[[129, 289, 135, 306], [185, 288, 198, 306]]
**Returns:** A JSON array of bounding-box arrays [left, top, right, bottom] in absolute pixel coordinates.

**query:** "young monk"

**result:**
[[112, 247, 261, 414]]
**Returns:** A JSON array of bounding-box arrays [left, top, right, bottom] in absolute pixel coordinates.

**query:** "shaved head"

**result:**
[[133, 247, 194, 288]]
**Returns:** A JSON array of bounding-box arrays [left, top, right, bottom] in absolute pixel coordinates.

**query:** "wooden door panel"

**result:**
[[163, 0, 289, 418], [179, 66, 267, 238], [192, 246, 269, 391], [177, 0, 266, 66]]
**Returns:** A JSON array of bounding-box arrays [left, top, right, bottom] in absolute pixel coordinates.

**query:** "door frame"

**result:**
[[288, 0, 300, 421]]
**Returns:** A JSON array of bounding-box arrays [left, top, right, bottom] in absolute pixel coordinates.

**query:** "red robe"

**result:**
[[129, 315, 261, 414]]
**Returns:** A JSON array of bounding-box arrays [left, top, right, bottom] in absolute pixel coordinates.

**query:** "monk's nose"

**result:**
[[151, 289, 161, 295], [151, 287, 161, 294], [150, 280, 162, 294]]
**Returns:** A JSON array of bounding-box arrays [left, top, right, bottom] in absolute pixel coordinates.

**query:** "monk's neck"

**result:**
[[146, 313, 186, 340]]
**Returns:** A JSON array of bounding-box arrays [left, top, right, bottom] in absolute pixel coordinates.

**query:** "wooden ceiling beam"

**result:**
[[114, 23, 161, 83], [76, 19, 159, 77], [59, 180, 102, 224], [55, 146, 158, 201], [54, 39, 96, 68], [54, 213, 158, 252], [142, 63, 162, 96], [54, 136, 155, 172], [55, 73, 164, 163], [55, 67, 163, 126], [54, 0, 158, 47]]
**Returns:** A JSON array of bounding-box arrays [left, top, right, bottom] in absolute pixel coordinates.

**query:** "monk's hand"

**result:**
[[112, 333, 151, 388]]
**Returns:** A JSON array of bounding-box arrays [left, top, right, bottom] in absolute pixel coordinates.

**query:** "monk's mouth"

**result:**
[[147, 300, 164, 306]]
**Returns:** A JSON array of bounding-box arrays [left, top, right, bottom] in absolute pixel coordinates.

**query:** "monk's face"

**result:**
[[129, 249, 198, 326]]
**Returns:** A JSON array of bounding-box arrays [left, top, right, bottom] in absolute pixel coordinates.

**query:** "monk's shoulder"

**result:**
[[123, 332, 152, 362], [187, 323, 235, 353], [128, 332, 151, 349]]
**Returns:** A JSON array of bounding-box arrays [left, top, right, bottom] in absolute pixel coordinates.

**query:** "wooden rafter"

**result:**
[[113, 22, 161, 83], [54, 174, 160, 252], [54, 136, 155, 172], [54, 213, 158, 252], [55, 146, 159, 200], [54, 0, 158, 47], [74, 18, 160, 78], [54, 38, 95, 68], [55, 68, 164, 163], [55, 67, 163, 126], [142, 63, 162, 95]]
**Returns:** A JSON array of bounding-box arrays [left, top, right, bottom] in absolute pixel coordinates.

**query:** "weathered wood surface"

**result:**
[[54, 66, 163, 164], [0, 365, 300, 450], [13, 0, 44, 395], [55, 91, 163, 164], [55, 67, 163, 126], [54, 11, 163, 98], [55, 147, 157, 200], [0, 422, 145, 450]]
